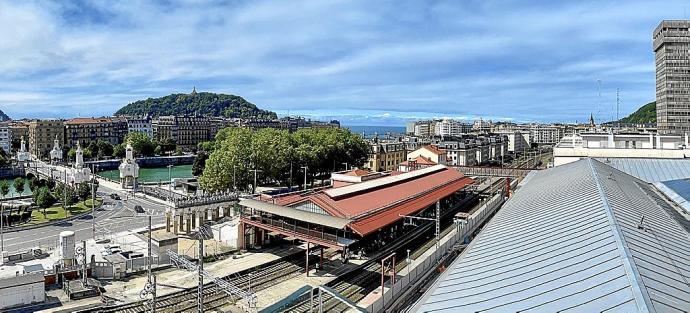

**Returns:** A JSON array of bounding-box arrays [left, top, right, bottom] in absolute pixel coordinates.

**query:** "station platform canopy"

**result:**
[[256, 165, 474, 236]]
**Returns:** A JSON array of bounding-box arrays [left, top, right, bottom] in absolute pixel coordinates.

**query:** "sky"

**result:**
[[0, 1, 688, 126]]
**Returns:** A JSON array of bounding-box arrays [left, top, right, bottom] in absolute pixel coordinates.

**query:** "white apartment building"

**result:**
[[553, 132, 690, 166], [495, 130, 531, 153], [0, 123, 9, 153], [434, 119, 471, 137], [126, 116, 153, 138]]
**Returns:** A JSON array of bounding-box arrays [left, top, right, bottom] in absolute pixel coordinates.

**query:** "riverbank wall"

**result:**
[[86, 155, 196, 170]]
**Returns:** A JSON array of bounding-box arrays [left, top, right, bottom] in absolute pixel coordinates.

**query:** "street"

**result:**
[[3, 162, 168, 254]]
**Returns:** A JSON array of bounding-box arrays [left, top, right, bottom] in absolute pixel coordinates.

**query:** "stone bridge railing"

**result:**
[[172, 191, 240, 208]]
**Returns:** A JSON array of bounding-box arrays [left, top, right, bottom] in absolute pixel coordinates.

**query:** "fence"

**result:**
[[366, 192, 506, 312], [453, 166, 532, 178]]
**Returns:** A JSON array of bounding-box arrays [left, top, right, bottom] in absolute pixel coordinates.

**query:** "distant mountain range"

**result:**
[[114, 90, 277, 119], [617, 101, 656, 124]]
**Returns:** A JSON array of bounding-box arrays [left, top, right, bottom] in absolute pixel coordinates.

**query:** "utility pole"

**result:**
[[301, 166, 308, 190], [232, 165, 236, 191], [251, 169, 261, 194], [91, 164, 96, 238], [289, 162, 293, 190], [197, 227, 205, 313], [63, 169, 67, 210], [82, 241, 87, 284], [167, 164, 173, 201]]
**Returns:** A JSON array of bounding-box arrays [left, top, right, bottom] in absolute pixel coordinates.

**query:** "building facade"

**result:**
[[8, 122, 29, 152], [0, 123, 9, 153], [153, 116, 222, 149], [366, 141, 406, 172], [434, 119, 471, 137], [28, 119, 64, 159], [64, 117, 128, 148], [126, 116, 153, 138], [654, 20, 690, 135]]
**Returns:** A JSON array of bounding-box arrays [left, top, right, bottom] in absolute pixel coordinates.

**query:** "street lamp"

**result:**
[[167, 164, 174, 200], [301, 166, 308, 190], [341, 162, 348, 171], [406, 249, 411, 276]]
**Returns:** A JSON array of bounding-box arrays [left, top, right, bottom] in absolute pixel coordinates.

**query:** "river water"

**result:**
[[0, 178, 31, 197], [98, 165, 194, 183]]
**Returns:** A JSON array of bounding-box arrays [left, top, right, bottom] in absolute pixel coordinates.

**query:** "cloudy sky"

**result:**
[[0, 1, 687, 125]]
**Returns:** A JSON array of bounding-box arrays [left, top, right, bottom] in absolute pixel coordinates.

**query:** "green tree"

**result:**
[[200, 127, 368, 192], [88, 141, 100, 158], [197, 141, 215, 152], [54, 183, 78, 206], [114, 92, 277, 119], [13, 177, 25, 196], [97, 140, 114, 158], [10, 138, 21, 153], [28, 176, 42, 192], [67, 148, 77, 160], [113, 144, 126, 158], [76, 181, 98, 204], [192, 151, 209, 176], [0, 180, 9, 198], [200, 127, 254, 192], [157, 138, 177, 154], [124, 132, 155, 157], [34, 186, 56, 216]]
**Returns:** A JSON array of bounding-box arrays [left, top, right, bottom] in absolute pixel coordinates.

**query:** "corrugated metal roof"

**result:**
[[598, 158, 690, 183], [417, 158, 690, 313]]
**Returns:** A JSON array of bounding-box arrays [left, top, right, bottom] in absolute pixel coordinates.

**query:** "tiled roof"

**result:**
[[343, 169, 372, 177], [274, 165, 473, 236], [424, 145, 446, 155], [417, 158, 690, 313], [65, 117, 113, 124], [400, 156, 437, 166]]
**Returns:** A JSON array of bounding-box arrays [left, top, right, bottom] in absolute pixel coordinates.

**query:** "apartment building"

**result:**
[[153, 116, 223, 149], [0, 123, 9, 153], [28, 119, 64, 159], [434, 119, 471, 137], [366, 141, 406, 172], [654, 20, 690, 134], [126, 116, 153, 138], [64, 117, 128, 148]]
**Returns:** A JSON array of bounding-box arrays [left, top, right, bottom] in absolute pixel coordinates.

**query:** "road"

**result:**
[[3, 161, 168, 254]]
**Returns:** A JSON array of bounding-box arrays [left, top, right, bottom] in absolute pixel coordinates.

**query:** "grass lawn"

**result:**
[[27, 198, 103, 225]]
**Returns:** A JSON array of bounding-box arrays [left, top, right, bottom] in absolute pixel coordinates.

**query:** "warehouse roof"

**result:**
[[416, 158, 690, 313]]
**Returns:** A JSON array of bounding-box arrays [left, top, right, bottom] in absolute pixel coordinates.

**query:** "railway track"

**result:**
[[79, 252, 313, 313], [284, 190, 486, 313]]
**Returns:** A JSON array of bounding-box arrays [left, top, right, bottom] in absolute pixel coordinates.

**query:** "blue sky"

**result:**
[[0, 1, 687, 126]]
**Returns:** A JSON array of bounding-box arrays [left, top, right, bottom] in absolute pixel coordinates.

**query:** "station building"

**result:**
[[238, 164, 475, 257]]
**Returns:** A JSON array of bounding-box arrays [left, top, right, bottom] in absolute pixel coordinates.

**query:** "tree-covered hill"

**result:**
[[0, 109, 10, 121], [618, 101, 656, 124], [114, 91, 277, 119]]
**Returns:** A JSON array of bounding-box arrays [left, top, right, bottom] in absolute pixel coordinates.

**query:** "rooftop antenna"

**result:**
[[616, 89, 620, 128], [596, 79, 602, 118]]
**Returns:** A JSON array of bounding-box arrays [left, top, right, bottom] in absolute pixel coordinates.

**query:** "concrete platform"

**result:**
[[101, 246, 302, 303]]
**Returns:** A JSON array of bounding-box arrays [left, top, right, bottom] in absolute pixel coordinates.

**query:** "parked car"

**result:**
[[110, 193, 121, 200], [134, 205, 145, 214]]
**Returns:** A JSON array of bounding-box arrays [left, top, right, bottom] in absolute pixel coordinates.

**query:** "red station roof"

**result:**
[[273, 165, 473, 236]]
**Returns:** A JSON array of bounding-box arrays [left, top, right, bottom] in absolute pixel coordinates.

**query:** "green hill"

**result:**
[[115, 90, 277, 119], [0, 109, 9, 121], [618, 101, 656, 124]]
